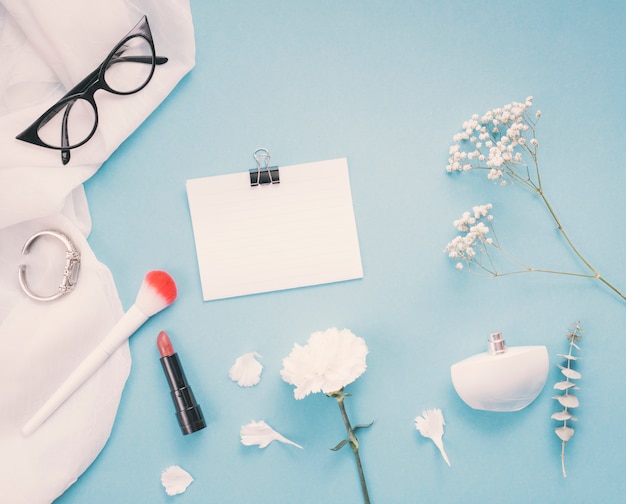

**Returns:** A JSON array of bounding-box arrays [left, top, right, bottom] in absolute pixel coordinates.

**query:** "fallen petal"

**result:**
[[161, 466, 194, 496], [433, 438, 451, 467], [229, 352, 263, 387], [240, 420, 302, 449], [415, 408, 450, 466]]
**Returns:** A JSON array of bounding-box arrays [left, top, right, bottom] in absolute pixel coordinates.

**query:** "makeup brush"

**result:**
[[22, 270, 177, 436]]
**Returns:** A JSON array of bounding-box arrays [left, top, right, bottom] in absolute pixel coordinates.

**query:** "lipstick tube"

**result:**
[[157, 331, 206, 435]]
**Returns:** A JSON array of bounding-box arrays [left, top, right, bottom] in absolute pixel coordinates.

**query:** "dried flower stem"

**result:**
[[330, 390, 372, 504], [536, 190, 625, 300]]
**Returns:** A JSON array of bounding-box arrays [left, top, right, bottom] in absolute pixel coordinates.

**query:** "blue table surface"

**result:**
[[57, 1, 626, 502]]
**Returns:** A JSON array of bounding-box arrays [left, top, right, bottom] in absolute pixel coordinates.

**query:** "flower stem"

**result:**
[[333, 392, 371, 504], [535, 188, 626, 301]]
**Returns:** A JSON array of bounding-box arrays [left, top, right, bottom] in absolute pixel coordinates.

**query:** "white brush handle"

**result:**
[[22, 305, 147, 436]]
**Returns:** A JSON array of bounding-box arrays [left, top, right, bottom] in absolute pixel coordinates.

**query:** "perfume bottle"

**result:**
[[450, 332, 549, 412]]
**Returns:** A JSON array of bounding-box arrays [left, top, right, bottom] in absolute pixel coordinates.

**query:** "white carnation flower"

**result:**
[[280, 328, 368, 399]]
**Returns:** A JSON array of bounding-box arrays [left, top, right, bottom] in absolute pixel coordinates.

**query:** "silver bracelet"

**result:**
[[18, 230, 81, 302]]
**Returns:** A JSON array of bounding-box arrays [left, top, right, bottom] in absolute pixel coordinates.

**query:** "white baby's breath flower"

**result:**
[[240, 420, 302, 449], [415, 408, 451, 467], [444, 204, 495, 270], [280, 328, 368, 399]]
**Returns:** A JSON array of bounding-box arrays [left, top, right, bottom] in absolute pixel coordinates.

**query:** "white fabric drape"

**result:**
[[0, 1, 195, 502]]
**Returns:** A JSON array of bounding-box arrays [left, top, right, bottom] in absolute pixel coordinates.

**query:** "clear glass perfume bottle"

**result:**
[[450, 332, 549, 412]]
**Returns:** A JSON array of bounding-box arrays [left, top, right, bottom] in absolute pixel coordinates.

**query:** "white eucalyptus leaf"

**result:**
[[553, 394, 579, 408], [560, 368, 582, 380], [555, 426, 575, 442], [551, 410, 573, 421], [557, 354, 580, 361], [571, 342, 581, 351], [553, 381, 576, 390]]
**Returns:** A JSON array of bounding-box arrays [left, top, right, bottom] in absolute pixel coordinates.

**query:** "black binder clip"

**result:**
[[250, 148, 280, 186]]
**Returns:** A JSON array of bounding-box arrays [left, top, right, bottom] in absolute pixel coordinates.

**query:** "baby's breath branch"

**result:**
[[329, 390, 371, 504], [445, 97, 626, 303], [533, 170, 626, 301], [492, 269, 597, 279]]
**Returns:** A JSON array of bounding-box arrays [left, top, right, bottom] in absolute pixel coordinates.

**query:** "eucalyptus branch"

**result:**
[[552, 322, 583, 478]]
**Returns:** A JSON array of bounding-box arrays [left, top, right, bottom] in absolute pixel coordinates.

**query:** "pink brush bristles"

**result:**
[[135, 270, 178, 317]]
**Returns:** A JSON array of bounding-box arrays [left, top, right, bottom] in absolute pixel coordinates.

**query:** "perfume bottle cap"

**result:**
[[487, 332, 506, 355]]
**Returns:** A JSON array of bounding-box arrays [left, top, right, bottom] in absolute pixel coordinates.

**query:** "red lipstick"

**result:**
[[157, 331, 206, 435]]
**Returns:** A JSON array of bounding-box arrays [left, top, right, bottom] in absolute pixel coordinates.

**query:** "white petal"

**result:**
[[240, 420, 302, 449], [414, 408, 450, 466], [415, 408, 445, 439], [229, 352, 263, 387], [160, 466, 194, 496]]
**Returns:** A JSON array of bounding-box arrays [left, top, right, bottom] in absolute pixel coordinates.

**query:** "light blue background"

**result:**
[[57, 1, 626, 502]]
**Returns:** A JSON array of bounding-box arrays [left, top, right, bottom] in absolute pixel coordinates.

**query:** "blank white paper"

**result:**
[[186, 158, 363, 301]]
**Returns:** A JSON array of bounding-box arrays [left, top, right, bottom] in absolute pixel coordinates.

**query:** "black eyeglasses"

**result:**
[[16, 15, 168, 165]]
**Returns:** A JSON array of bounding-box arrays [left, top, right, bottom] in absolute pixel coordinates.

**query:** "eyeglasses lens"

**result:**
[[37, 99, 96, 149], [104, 35, 154, 94]]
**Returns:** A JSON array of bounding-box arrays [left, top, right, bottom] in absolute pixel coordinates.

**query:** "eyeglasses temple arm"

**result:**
[[108, 55, 168, 65]]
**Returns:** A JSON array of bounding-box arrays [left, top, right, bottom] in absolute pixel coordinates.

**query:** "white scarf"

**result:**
[[0, 1, 195, 502]]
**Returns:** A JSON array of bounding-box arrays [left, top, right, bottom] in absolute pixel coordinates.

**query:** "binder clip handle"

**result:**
[[250, 148, 280, 186]]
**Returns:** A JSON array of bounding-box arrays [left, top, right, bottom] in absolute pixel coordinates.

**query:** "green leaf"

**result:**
[[330, 439, 349, 452], [353, 421, 374, 433]]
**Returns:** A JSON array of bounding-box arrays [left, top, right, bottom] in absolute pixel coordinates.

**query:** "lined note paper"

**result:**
[[186, 158, 363, 301]]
